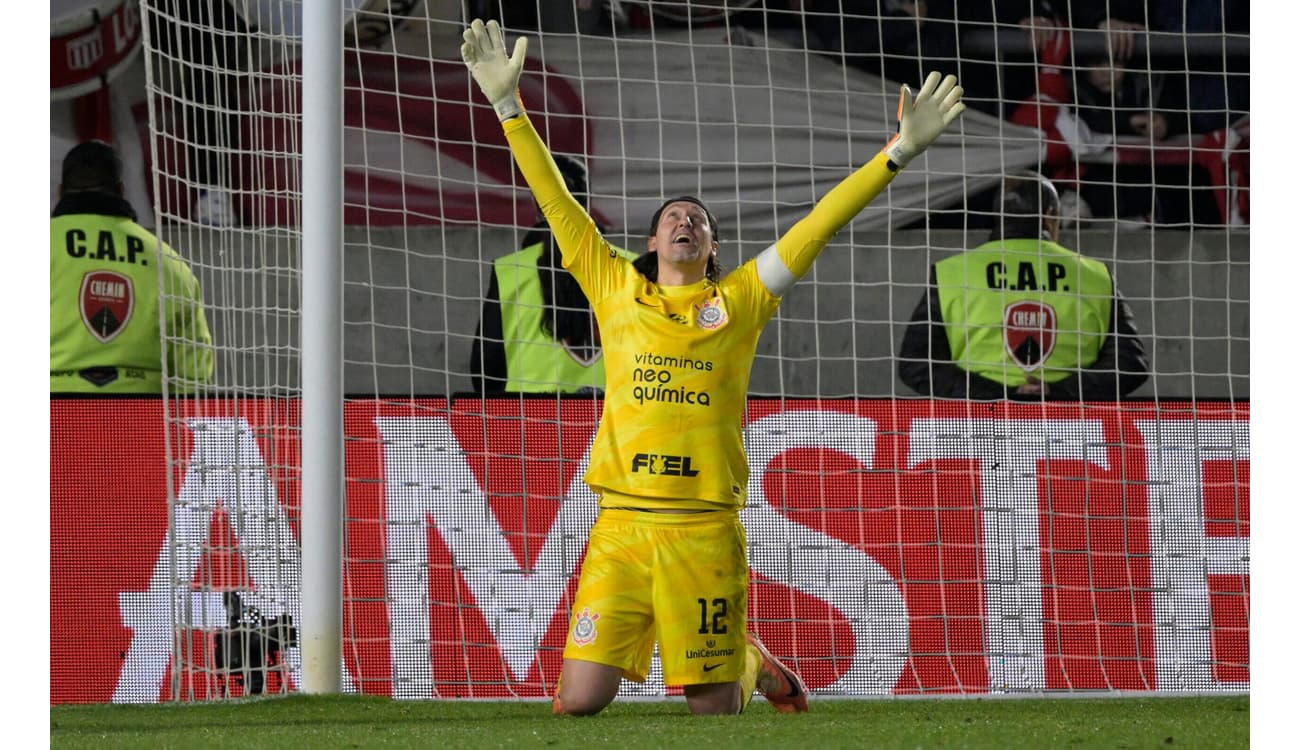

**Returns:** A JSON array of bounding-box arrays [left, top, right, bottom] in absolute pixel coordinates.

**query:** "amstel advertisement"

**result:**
[[51, 398, 1248, 703]]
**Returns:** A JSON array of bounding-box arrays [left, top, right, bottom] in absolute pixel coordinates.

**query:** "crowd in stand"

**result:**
[[475, 0, 1249, 229], [757, 0, 1249, 228]]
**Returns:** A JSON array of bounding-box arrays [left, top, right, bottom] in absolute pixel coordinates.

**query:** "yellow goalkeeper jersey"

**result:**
[[503, 114, 897, 510], [582, 249, 778, 510]]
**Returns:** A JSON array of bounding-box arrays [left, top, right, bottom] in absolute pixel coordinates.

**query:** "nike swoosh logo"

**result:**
[[702, 663, 724, 672]]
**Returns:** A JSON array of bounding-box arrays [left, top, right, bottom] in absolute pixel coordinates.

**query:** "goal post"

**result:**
[[298, 0, 345, 696], [106, 0, 1250, 702]]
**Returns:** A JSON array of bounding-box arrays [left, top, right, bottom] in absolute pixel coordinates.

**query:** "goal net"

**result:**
[[82, 0, 1247, 702]]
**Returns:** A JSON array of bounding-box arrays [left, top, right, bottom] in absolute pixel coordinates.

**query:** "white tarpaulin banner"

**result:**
[[119, 22, 1045, 231]]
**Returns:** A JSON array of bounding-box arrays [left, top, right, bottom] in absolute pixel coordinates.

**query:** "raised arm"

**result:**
[[757, 72, 965, 295], [462, 20, 597, 260]]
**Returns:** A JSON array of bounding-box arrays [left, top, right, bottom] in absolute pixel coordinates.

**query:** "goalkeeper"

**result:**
[[462, 18, 964, 716]]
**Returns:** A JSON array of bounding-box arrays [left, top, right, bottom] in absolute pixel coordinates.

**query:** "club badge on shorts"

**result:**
[[694, 296, 728, 330], [571, 607, 600, 647], [80, 270, 135, 343]]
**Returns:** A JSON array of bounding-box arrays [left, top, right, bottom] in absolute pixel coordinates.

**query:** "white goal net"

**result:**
[[81, 0, 1248, 702]]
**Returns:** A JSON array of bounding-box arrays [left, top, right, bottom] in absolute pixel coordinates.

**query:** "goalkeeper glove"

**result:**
[[882, 71, 966, 169], [461, 19, 528, 121]]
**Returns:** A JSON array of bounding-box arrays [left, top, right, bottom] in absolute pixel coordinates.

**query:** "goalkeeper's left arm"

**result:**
[[754, 72, 966, 296]]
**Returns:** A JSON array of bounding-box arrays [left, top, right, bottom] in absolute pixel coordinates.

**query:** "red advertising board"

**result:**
[[50, 398, 1249, 704]]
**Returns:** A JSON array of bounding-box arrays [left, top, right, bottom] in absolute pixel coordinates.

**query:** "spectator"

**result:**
[[1144, 0, 1249, 224], [898, 171, 1148, 400], [149, 0, 250, 225], [469, 155, 633, 394], [1009, 25, 1246, 226], [731, 2, 983, 116], [944, 0, 1067, 118], [1071, 43, 1180, 223], [1053, 0, 1147, 64], [1147, 0, 1248, 136], [51, 141, 214, 393], [939, 1, 1147, 118], [800, 1, 947, 89], [1013, 26, 1172, 222]]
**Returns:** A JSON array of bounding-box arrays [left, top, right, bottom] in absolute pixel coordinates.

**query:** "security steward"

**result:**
[[51, 140, 214, 393], [898, 171, 1149, 400]]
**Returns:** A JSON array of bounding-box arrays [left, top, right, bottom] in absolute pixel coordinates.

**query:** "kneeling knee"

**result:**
[[553, 692, 611, 717]]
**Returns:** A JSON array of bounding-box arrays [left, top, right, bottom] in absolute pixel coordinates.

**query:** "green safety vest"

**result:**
[[494, 242, 626, 393], [51, 212, 213, 393], [934, 238, 1113, 387]]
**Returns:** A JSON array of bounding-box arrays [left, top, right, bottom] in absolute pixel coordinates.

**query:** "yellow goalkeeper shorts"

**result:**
[[563, 507, 749, 686]]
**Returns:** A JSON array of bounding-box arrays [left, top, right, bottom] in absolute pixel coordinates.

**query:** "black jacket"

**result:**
[[52, 190, 137, 221]]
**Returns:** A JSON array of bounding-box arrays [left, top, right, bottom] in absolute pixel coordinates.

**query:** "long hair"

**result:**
[[633, 195, 725, 283], [533, 233, 597, 348], [631, 250, 724, 284]]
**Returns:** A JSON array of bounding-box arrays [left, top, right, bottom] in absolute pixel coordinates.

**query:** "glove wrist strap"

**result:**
[[492, 93, 523, 121], [882, 137, 916, 170]]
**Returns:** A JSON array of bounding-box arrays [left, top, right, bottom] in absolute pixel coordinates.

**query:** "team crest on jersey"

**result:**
[[694, 296, 728, 330], [571, 607, 600, 647], [1003, 300, 1057, 369], [80, 270, 134, 343]]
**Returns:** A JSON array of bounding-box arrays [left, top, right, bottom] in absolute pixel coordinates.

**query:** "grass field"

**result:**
[[50, 693, 1248, 749]]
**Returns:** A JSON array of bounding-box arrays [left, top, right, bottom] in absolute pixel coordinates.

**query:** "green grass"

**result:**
[[50, 694, 1248, 749]]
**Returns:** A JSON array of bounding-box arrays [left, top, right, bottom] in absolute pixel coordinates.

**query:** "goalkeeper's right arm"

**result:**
[[461, 17, 608, 290], [461, 20, 590, 241], [461, 18, 526, 121]]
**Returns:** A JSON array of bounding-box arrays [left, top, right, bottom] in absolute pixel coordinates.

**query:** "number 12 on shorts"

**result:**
[[697, 597, 729, 634]]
